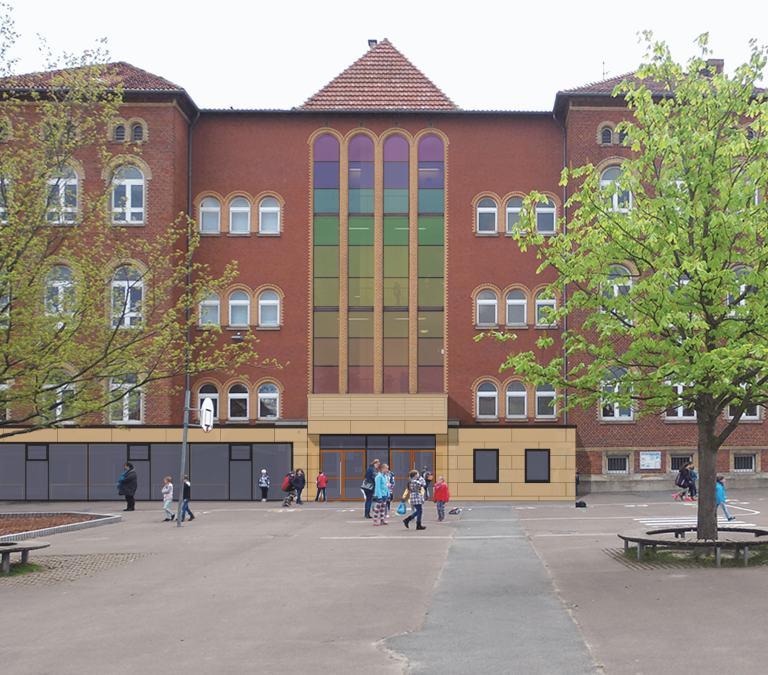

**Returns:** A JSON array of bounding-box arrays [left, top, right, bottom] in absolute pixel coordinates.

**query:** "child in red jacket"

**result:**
[[433, 476, 450, 521]]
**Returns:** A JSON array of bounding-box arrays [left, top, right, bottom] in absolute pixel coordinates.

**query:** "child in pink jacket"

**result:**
[[433, 476, 450, 521]]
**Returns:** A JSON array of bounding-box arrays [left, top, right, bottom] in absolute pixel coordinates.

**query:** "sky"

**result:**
[[6, 0, 768, 112]]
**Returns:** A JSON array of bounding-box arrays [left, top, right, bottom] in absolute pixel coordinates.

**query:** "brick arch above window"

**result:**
[[501, 377, 530, 420], [101, 156, 153, 182], [471, 192, 502, 235], [254, 191, 285, 235], [471, 284, 502, 328], [471, 376, 503, 420], [501, 284, 532, 327], [126, 118, 148, 143], [597, 121, 616, 146]]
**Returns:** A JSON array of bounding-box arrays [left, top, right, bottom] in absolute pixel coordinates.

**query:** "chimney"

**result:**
[[368, 39, 377, 48], [706, 58, 724, 74]]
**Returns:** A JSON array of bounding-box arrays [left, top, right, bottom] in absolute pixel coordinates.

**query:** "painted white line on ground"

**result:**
[[534, 532, 631, 537], [321, 535, 525, 540], [519, 516, 641, 521]]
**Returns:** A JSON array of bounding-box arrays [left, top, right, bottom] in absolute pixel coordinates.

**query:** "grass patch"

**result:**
[[622, 546, 768, 568], [0, 561, 46, 577]]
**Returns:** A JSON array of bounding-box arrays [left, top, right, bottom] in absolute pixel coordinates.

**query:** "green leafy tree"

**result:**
[[485, 35, 768, 540], [0, 7, 263, 438]]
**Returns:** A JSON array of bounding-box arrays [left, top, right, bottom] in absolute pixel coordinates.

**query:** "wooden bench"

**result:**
[[618, 527, 768, 567], [0, 541, 51, 573]]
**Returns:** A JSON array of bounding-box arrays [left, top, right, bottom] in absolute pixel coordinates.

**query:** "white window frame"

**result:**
[[259, 197, 280, 234], [728, 266, 752, 310], [258, 290, 280, 327], [229, 197, 251, 233], [44, 371, 75, 424], [200, 197, 221, 233], [535, 199, 556, 235], [600, 367, 633, 420], [535, 384, 557, 419], [112, 166, 145, 224], [45, 265, 74, 316], [46, 168, 78, 223], [228, 383, 249, 420], [506, 290, 527, 327], [506, 198, 524, 234], [109, 375, 142, 424], [665, 382, 696, 420], [476, 290, 498, 327], [0, 177, 9, 223], [228, 290, 250, 326], [728, 402, 760, 421], [601, 167, 632, 213], [112, 267, 143, 328], [257, 383, 279, 419], [199, 292, 220, 326], [476, 198, 498, 233], [476, 382, 498, 419], [198, 383, 219, 421], [535, 291, 556, 327], [506, 382, 527, 419]]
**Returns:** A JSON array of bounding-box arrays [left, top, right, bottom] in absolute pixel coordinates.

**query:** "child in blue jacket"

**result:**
[[716, 476, 735, 522]]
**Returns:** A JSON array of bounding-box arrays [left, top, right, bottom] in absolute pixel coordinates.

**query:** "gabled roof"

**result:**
[[0, 62, 185, 93], [558, 71, 671, 97], [298, 39, 459, 112]]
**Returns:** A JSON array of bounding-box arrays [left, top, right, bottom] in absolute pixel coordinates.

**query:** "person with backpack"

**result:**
[[421, 466, 433, 501], [674, 462, 694, 502], [282, 471, 297, 507], [117, 463, 137, 512], [315, 471, 327, 502], [361, 459, 380, 519]]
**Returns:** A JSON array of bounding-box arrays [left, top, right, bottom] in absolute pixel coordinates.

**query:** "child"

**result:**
[[433, 476, 450, 521], [716, 476, 736, 521], [181, 475, 194, 522], [162, 476, 174, 521], [402, 470, 427, 530], [315, 471, 327, 502]]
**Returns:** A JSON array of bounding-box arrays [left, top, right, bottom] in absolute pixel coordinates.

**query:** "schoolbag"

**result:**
[[675, 471, 685, 487], [282, 474, 292, 491]]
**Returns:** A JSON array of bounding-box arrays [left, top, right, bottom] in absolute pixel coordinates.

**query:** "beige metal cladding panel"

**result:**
[[275, 428, 309, 444], [306, 420, 352, 434], [111, 428, 157, 443], [512, 482, 568, 498], [510, 428, 569, 444], [350, 420, 406, 434], [448, 468, 474, 483], [456, 428, 514, 443], [308, 395, 447, 418], [404, 420, 448, 434], [456, 482, 513, 498], [220, 427, 277, 443]]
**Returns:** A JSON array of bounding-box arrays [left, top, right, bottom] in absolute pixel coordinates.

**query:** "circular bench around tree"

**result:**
[[0, 541, 51, 573]]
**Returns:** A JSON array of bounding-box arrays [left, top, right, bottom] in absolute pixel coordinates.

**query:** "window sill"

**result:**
[[200, 231, 221, 237], [664, 418, 697, 423], [227, 325, 251, 330], [110, 421, 143, 426], [505, 416, 528, 423], [113, 222, 145, 227], [196, 324, 220, 330], [256, 325, 281, 331], [599, 418, 635, 424], [475, 416, 499, 423], [505, 231, 529, 237], [475, 231, 499, 237], [226, 419, 250, 424], [256, 418, 279, 423], [535, 416, 557, 422], [537, 231, 556, 237], [475, 324, 498, 330], [257, 231, 281, 237], [727, 417, 761, 423], [535, 324, 558, 329], [227, 231, 251, 237], [505, 324, 528, 330]]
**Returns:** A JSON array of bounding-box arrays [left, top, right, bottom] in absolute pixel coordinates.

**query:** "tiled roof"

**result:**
[[0, 62, 185, 92], [558, 71, 672, 97], [298, 39, 459, 111]]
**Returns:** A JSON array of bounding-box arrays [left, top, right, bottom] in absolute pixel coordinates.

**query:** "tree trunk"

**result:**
[[696, 414, 719, 540]]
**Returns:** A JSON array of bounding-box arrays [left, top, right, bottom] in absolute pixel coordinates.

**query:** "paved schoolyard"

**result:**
[[2, 491, 766, 674]]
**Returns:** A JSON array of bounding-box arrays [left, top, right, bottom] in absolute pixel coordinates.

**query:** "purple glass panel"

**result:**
[[418, 366, 444, 393], [348, 162, 375, 189], [418, 135, 444, 162], [314, 367, 339, 393], [418, 162, 445, 188], [348, 135, 375, 162], [384, 163, 409, 189], [314, 162, 340, 189], [348, 366, 375, 393], [384, 135, 409, 161], [314, 135, 340, 161], [383, 366, 409, 393]]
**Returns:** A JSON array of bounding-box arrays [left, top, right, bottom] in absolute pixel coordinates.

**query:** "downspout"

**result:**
[[185, 109, 201, 403], [553, 110, 567, 426]]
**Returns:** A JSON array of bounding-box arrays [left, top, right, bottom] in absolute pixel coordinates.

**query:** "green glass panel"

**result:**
[[418, 216, 444, 245], [314, 246, 339, 278], [384, 246, 409, 277], [418, 247, 444, 278], [418, 189, 445, 214], [314, 189, 339, 214], [417, 311, 444, 338], [384, 217, 409, 245], [348, 189, 374, 214], [383, 338, 409, 366], [348, 314, 374, 338], [314, 278, 339, 306], [384, 189, 409, 214], [314, 312, 339, 338], [384, 278, 409, 306], [418, 278, 444, 306], [314, 216, 339, 245], [348, 278, 374, 307], [348, 216, 374, 245], [348, 246, 374, 277], [383, 311, 409, 337], [417, 337, 444, 366], [348, 338, 374, 366], [313, 338, 339, 366]]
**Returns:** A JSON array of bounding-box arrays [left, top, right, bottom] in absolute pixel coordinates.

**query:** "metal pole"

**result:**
[[176, 389, 191, 527]]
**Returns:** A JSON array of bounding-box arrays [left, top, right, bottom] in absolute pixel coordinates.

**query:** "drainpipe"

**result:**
[[553, 111, 568, 426]]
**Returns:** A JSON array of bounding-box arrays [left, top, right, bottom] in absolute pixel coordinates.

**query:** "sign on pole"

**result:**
[[200, 397, 215, 433]]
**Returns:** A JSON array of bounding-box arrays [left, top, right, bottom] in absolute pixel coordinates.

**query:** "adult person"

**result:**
[[362, 459, 380, 519], [181, 475, 195, 522], [294, 469, 306, 504], [674, 462, 695, 502], [403, 469, 427, 530], [117, 463, 137, 511], [421, 466, 433, 501], [258, 469, 270, 502], [315, 471, 327, 502], [373, 463, 390, 526], [282, 470, 297, 507]]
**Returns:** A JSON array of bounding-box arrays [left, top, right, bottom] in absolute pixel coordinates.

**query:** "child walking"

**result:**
[[433, 476, 450, 521], [162, 476, 174, 521], [717, 476, 736, 521], [373, 463, 390, 526]]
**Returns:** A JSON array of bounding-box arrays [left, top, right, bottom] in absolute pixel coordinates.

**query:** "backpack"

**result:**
[[282, 474, 293, 491], [675, 471, 685, 487]]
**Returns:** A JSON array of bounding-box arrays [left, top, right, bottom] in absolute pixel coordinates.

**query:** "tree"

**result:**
[[485, 34, 768, 540], [0, 8, 261, 438]]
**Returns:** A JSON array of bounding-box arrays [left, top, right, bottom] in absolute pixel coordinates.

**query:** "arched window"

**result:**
[[477, 198, 498, 233], [229, 197, 250, 233], [600, 167, 632, 213], [601, 128, 613, 144], [477, 382, 498, 418], [258, 290, 280, 327], [476, 290, 498, 326], [109, 374, 142, 423], [259, 197, 280, 233], [601, 367, 632, 420], [535, 291, 556, 327], [258, 383, 279, 419], [535, 384, 557, 418], [198, 383, 219, 420], [618, 129, 628, 145], [506, 382, 527, 419], [228, 290, 250, 326], [200, 197, 221, 233], [506, 198, 524, 233], [47, 168, 78, 223], [199, 292, 220, 326], [506, 290, 527, 326], [112, 166, 145, 223], [112, 266, 143, 327], [131, 124, 143, 142], [114, 124, 126, 142], [606, 265, 632, 299], [45, 265, 74, 315], [228, 383, 249, 420], [535, 200, 556, 234]]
